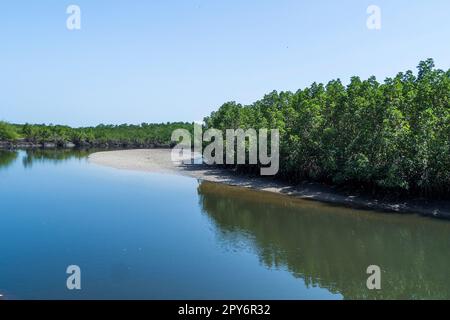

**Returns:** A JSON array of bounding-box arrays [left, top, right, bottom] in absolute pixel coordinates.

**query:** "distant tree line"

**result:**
[[204, 59, 450, 197], [2, 59, 449, 197], [0, 121, 19, 140], [0, 121, 193, 148]]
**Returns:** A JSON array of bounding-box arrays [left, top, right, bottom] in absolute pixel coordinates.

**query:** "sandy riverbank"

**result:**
[[89, 149, 450, 219]]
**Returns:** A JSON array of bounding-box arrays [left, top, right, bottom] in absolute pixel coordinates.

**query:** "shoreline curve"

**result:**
[[89, 149, 450, 219]]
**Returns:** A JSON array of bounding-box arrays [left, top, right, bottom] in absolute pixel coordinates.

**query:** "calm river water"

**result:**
[[1, 149, 450, 300]]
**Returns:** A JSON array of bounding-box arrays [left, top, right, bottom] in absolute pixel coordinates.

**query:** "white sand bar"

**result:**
[[89, 149, 450, 218]]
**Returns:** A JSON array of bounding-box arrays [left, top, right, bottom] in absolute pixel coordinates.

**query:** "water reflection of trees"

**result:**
[[21, 149, 93, 168], [0, 150, 18, 170], [197, 181, 450, 299]]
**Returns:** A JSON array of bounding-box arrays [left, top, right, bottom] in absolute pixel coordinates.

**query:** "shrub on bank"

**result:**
[[0, 121, 18, 141]]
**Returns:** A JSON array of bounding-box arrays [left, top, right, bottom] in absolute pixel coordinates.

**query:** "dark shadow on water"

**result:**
[[197, 181, 450, 299], [180, 163, 450, 217], [20, 148, 103, 168], [0, 150, 18, 170]]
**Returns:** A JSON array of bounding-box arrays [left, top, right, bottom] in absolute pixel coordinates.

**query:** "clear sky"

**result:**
[[1, 0, 449, 127]]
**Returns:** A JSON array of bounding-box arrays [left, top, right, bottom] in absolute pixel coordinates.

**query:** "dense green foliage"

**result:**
[[0, 121, 18, 140], [204, 59, 450, 197], [2, 59, 449, 197], [3, 122, 193, 147]]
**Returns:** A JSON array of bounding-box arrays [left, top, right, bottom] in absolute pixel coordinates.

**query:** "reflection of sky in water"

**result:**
[[1, 150, 450, 299], [0, 150, 338, 299]]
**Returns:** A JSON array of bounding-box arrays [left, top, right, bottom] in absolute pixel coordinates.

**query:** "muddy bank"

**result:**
[[89, 149, 450, 219]]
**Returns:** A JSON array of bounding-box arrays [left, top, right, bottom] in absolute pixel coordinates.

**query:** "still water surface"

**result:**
[[1, 149, 450, 300]]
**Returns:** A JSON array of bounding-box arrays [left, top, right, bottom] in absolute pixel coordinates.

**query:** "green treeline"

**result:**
[[2, 59, 449, 196], [0, 122, 193, 147], [204, 59, 450, 197], [0, 121, 19, 140]]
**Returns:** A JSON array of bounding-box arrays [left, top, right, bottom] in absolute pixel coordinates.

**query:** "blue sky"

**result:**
[[1, 0, 449, 126]]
